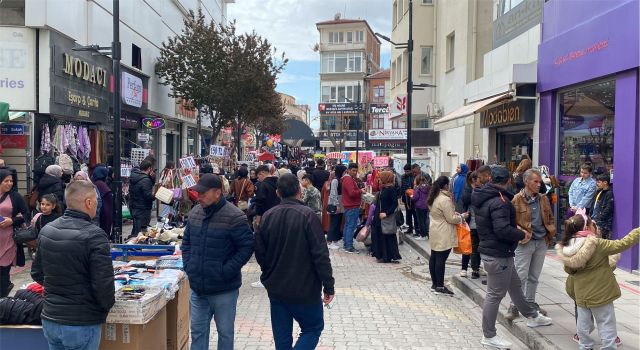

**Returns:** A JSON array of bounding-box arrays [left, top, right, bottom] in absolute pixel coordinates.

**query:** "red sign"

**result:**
[[553, 40, 609, 66], [0, 135, 27, 149]]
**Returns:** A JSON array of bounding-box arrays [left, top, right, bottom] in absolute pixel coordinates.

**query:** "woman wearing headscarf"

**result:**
[[37, 165, 65, 213], [452, 163, 469, 213], [91, 166, 114, 237], [370, 170, 402, 263], [0, 169, 30, 297]]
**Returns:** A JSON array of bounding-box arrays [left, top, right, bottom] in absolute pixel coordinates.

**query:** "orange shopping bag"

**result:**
[[453, 222, 472, 255]]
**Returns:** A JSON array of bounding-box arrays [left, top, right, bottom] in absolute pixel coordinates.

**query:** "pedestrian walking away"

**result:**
[[556, 213, 638, 350], [427, 176, 465, 295], [255, 173, 335, 350], [182, 174, 255, 350], [506, 168, 556, 320], [471, 166, 553, 349], [31, 180, 115, 350]]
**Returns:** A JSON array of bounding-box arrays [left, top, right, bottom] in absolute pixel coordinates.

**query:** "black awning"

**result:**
[[281, 118, 316, 146]]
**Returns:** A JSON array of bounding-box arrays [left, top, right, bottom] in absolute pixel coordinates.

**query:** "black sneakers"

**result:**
[[435, 286, 454, 296]]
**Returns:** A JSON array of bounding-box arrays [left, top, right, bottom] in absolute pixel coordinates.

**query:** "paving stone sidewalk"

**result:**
[[404, 233, 640, 350]]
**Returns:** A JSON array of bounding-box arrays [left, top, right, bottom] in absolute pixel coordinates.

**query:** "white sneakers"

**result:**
[[250, 281, 264, 288], [327, 241, 341, 250], [459, 270, 468, 277], [526, 312, 553, 328], [481, 335, 512, 349]]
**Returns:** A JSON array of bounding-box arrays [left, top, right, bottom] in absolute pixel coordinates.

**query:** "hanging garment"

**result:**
[[89, 130, 98, 168], [40, 124, 51, 155]]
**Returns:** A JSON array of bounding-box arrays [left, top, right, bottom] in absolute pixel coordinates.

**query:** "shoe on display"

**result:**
[[526, 312, 552, 328], [459, 270, 468, 278], [505, 305, 520, 321], [471, 270, 480, 279], [250, 281, 264, 288], [481, 335, 513, 349]]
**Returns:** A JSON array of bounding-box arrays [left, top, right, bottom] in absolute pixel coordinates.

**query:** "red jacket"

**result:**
[[341, 175, 362, 210]]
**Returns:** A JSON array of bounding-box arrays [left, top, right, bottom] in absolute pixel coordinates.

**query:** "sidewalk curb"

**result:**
[[405, 235, 560, 350]]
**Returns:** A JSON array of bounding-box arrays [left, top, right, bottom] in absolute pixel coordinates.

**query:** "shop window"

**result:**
[[558, 79, 615, 221], [132, 44, 142, 69]]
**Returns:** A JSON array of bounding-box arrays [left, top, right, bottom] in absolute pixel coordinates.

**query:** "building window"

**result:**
[[329, 31, 343, 44], [396, 56, 403, 85], [422, 0, 433, 4], [402, 51, 408, 81], [321, 86, 331, 102], [373, 85, 385, 103], [371, 113, 385, 129], [347, 52, 362, 72], [391, 61, 397, 86], [346, 31, 353, 43], [393, 1, 398, 28], [321, 116, 337, 130], [335, 53, 347, 72], [321, 52, 363, 73], [420, 46, 432, 75], [446, 32, 455, 71], [132, 44, 142, 69], [356, 30, 364, 42], [392, 119, 406, 129]]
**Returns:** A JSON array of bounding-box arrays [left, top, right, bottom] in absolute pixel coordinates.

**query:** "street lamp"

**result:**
[[375, 0, 436, 166], [73, 0, 122, 242], [344, 81, 362, 167]]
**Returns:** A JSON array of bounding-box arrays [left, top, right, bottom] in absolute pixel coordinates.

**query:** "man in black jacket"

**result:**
[[253, 164, 280, 227], [255, 173, 334, 349], [400, 164, 416, 234], [592, 173, 614, 239], [311, 159, 330, 192], [128, 160, 156, 238], [471, 166, 552, 349], [182, 174, 254, 350], [31, 180, 114, 350]]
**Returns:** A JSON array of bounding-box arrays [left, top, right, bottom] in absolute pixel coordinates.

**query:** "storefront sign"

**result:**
[[493, 0, 542, 49], [62, 53, 108, 88], [0, 124, 26, 135], [318, 103, 362, 114], [0, 27, 36, 111], [373, 156, 389, 167], [137, 133, 150, 142], [368, 141, 406, 150], [368, 129, 407, 140], [122, 72, 143, 107], [52, 86, 108, 118], [391, 95, 407, 114], [142, 117, 165, 129], [480, 99, 535, 128], [369, 104, 390, 114]]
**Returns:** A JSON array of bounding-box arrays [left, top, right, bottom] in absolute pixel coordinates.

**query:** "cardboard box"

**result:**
[[100, 307, 167, 350], [167, 278, 190, 350], [106, 286, 166, 324]]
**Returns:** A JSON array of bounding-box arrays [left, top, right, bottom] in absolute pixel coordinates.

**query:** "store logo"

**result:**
[[62, 53, 108, 88], [122, 72, 143, 108], [481, 106, 521, 127], [142, 117, 165, 129]]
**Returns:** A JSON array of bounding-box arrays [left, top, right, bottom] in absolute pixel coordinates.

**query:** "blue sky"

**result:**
[[228, 0, 392, 129]]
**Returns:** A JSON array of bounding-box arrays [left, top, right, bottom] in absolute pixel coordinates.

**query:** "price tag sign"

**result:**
[[182, 174, 196, 188], [373, 156, 389, 168], [209, 145, 225, 157], [179, 156, 196, 169], [121, 165, 132, 177]]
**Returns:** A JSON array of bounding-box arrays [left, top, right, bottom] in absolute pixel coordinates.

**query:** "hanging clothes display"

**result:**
[[40, 124, 51, 155]]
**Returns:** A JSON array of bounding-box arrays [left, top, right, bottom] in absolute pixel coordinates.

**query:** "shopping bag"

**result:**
[[453, 222, 472, 255], [356, 225, 370, 242]]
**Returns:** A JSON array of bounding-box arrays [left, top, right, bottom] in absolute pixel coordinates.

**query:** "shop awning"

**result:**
[[434, 92, 512, 130], [281, 118, 317, 147]]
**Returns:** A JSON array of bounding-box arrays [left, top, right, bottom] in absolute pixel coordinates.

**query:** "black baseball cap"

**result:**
[[192, 174, 222, 193], [491, 166, 510, 184]]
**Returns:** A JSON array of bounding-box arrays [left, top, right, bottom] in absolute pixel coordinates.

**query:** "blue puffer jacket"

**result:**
[[182, 197, 254, 295]]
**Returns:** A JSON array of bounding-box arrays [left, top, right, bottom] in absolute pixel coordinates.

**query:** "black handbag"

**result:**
[[327, 204, 337, 214], [13, 214, 41, 245]]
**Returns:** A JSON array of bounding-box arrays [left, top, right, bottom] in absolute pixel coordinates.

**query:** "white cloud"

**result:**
[[228, 0, 392, 62]]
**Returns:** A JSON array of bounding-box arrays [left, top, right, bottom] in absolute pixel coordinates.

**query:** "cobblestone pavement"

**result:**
[[227, 242, 527, 350]]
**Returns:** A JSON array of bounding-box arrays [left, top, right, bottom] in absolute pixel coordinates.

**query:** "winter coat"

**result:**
[[328, 178, 344, 214], [31, 209, 115, 326], [429, 190, 463, 252], [412, 184, 429, 210], [255, 198, 334, 304], [512, 190, 556, 245], [312, 169, 330, 192], [231, 178, 255, 204], [37, 174, 64, 204], [254, 177, 280, 216], [471, 183, 525, 258], [0, 289, 44, 325], [182, 198, 254, 296], [452, 164, 469, 203], [591, 188, 614, 232], [555, 228, 639, 308], [400, 174, 415, 203], [128, 169, 155, 210], [459, 184, 473, 213]]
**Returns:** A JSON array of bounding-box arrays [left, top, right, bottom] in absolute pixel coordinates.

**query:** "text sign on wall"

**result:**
[[373, 156, 389, 167], [480, 99, 535, 128], [142, 117, 165, 129]]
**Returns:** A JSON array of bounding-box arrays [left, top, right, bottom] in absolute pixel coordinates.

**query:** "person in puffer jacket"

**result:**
[[556, 212, 638, 350], [411, 175, 430, 239], [127, 160, 156, 238]]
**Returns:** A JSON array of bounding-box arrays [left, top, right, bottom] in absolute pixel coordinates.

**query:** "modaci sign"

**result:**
[[368, 129, 407, 140]]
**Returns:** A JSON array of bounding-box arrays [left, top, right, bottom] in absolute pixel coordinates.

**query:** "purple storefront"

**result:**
[[537, 0, 639, 271]]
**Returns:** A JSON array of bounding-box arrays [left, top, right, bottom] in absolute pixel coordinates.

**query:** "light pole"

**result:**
[[376, 0, 435, 166], [345, 82, 362, 166]]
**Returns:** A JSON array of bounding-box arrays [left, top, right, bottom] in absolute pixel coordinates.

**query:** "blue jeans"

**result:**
[[269, 297, 324, 350], [190, 288, 239, 350], [41, 319, 102, 350], [343, 208, 360, 249]]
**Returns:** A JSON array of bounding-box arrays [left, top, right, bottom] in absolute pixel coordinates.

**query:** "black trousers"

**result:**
[[327, 213, 344, 242], [403, 200, 417, 231], [0, 265, 12, 297], [429, 249, 451, 288], [130, 208, 152, 238], [461, 229, 481, 271], [415, 208, 429, 237]]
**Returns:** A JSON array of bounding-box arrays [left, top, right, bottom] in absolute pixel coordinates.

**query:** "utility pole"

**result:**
[[406, 0, 414, 165], [355, 81, 361, 167], [112, 0, 123, 243]]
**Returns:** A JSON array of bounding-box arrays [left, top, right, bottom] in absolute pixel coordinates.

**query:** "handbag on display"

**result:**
[[155, 186, 174, 204]]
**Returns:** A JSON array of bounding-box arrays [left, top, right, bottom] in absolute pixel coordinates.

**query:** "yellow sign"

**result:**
[[62, 53, 108, 87]]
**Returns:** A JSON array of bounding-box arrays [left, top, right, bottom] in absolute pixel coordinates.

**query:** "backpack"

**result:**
[[57, 154, 74, 175], [33, 153, 56, 184]]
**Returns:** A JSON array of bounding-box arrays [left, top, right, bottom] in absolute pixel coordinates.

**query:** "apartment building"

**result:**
[[316, 14, 381, 151], [0, 0, 233, 190]]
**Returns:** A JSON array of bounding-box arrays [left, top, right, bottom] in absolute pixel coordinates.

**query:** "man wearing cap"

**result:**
[[471, 166, 553, 349], [182, 174, 254, 350]]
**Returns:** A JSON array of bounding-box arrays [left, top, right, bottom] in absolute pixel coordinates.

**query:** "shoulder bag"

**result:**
[[379, 195, 397, 235], [237, 180, 249, 211], [326, 180, 338, 214]]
